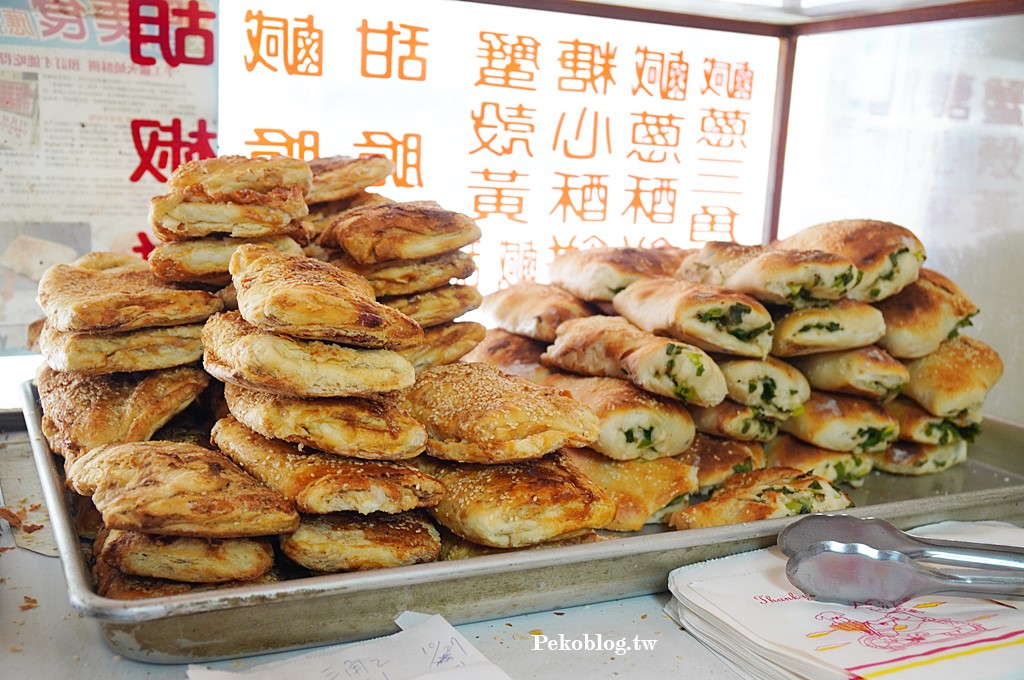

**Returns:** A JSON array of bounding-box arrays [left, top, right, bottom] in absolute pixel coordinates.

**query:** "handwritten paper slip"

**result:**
[[188, 612, 512, 680], [666, 521, 1024, 680]]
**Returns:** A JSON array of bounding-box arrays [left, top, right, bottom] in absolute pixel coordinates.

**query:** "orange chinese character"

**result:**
[[633, 47, 687, 101], [354, 131, 421, 187], [476, 32, 539, 90], [622, 176, 676, 224], [698, 108, 748, 148], [245, 11, 322, 76], [690, 206, 737, 242], [702, 58, 753, 99], [549, 235, 580, 259], [558, 39, 616, 94], [627, 111, 683, 163], [244, 128, 319, 161], [551, 173, 607, 222], [469, 169, 529, 223], [32, 0, 87, 40], [470, 102, 535, 157], [356, 20, 427, 81], [553, 107, 611, 160], [498, 240, 538, 288], [2, 9, 37, 38]]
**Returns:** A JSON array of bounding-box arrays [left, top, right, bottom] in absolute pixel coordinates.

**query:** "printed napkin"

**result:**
[[666, 521, 1024, 680]]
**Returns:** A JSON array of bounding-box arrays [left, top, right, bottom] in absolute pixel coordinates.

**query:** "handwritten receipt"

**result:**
[[188, 612, 512, 680]]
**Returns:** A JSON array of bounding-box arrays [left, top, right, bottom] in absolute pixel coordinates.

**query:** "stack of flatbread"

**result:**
[[316, 198, 486, 372]]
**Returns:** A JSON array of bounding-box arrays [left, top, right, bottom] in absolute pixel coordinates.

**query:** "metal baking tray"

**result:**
[[20, 380, 1024, 663]]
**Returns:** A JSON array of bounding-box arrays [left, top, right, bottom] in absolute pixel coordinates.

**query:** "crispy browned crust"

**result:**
[[667, 467, 853, 530], [460, 328, 550, 382], [66, 440, 299, 538], [306, 192, 395, 235], [167, 154, 312, 198], [675, 241, 767, 285], [674, 432, 767, 491], [40, 322, 204, 374], [150, 185, 310, 242], [870, 440, 967, 475], [72, 251, 149, 272], [307, 154, 394, 204], [778, 391, 899, 452], [399, 321, 486, 373], [413, 451, 616, 548], [481, 282, 594, 342], [902, 336, 1004, 417], [279, 511, 441, 572], [211, 416, 443, 514], [37, 264, 223, 333], [99, 528, 275, 583], [36, 364, 209, 462], [231, 244, 423, 349], [222, 382, 427, 460], [777, 219, 924, 272], [875, 268, 979, 358], [771, 299, 886, 357], [202, 311, 416, 398], [398, 363, 601, 463], [318, 200, 482, 264], [562, 447, 698, 532], [149, 234, 303, 285], [787, 345, 910, 401], [380, 284, 482, 329], [329, 249, 476, 297], [548, 246, 689, 300]]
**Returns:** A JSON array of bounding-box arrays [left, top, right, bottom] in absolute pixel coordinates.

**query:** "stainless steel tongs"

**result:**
[[777, 514, 1024, 607]]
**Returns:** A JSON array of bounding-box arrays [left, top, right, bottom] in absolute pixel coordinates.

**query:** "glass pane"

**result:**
[[779, 16, 1024, 423], [218, 0, 780, 294]]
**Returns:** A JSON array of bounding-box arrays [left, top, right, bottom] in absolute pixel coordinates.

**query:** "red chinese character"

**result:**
[[558, 39, 616, 94], [130, 117, 217, 182], [31, 0, 87, 41], [622, 176, 677, 224], [553, 107, 612, 160], [470, 102, 535, 157], [476, 32, 539, 90], [129, 0, 215, 67], [357, 20, 427, 81], [354, 131, 421, 187], [133, 232, 156, 259], [551, 173, 608, 222], [469, 169, 528, 223], [244, 128, 319, 161]]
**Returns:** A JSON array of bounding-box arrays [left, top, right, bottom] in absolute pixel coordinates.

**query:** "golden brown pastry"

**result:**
[[222, 382, 426, 460], [230, 244, 423, 349], [870, 440, 968, 475], [279, 511, 441, 573], [459, 327, 551, 382], [36, 364, 209, 461], [674, 433, 767, 493], [901, 336, 1004, 418], [775, 219, 925, 302], [875, 268, 979, 359], [770, 299, 886, 357], [98, 528, 275, 583], [613, 277, 774, 358], [765, 434, 874, 488], [540, 315, 727, 406], [329, 249, 476, 297], [319, 200, 482, 264], [398, 321, 486, 373], [149, 186, 309, 242], [40, 322, 203, 374], [66, 440, 300, 537], [548, 246, 688, 301], [397, 362, 600, 463], [306, 191, 394, 235], [480, 281, 594, 342], [72, 251, 149, 273], [37, 262, 223, 333], [787, 345, 909, 401], [149, 234, 303, 285], [202, 311, 416, 398], [778, 391, 899, 453], [723, 248, 861, 308], [413, 451, 615, 547], [307, 154, 394, 204], [211, 416, 443, 514], [885, 395, 981, 445], [563, 447, 699, 531], [667, 467, 853, 530], [714, 355, 810, 419], [538, 373, 695, 460], [688, 400, 778, 442], [166, 154, 312, 198], [380, 284, 483, 329], [674, 241, 765, 286], [439, 527, 604, 561]]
